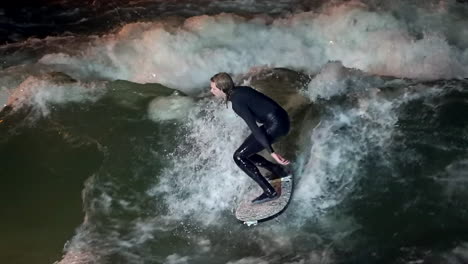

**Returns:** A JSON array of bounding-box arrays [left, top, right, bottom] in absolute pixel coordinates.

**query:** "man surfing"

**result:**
[[210, 72, 291, 204]]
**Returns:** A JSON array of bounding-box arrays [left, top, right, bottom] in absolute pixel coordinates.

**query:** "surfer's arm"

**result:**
[[233, 105, 274, 153]]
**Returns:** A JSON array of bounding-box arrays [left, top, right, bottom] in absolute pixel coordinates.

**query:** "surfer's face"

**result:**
[[210, 81, 226, 99]]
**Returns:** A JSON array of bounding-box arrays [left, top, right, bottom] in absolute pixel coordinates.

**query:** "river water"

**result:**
[[1, 1, 468, 263]]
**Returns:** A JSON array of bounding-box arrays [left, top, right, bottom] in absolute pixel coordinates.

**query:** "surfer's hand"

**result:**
[[271, 152, 290, 165]]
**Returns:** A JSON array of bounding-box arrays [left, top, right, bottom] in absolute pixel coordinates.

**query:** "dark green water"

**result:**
[[0, 117, 101, 263], [1, 73, 468, 264]]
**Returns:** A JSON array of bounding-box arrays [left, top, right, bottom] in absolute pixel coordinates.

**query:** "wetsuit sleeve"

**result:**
[[234, 105, 275, 153]]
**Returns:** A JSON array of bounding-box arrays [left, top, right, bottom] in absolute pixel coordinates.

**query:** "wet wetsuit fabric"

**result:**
[[230, 86, 290, 200]]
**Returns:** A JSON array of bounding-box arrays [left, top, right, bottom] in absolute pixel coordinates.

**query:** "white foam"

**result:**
[[305, 61, 351, 101], [0, 86, 9, 108], [225, 248, 335, 264], [226, 257, 269, 264], [164, 254, 190, 264], [293, 61, 453, 222], [197, 238, 211, 253], [29, 1, 466, 94], [292, 63, 397, 221], [6, 75, 106, 116], [450, 243, 468, 262], [147, 94, 195, 122], [149, 98, 249, 225], [435, 158, 468, 198]]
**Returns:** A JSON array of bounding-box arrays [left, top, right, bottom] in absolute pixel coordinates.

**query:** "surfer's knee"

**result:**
[[233, 149, 245, 166], [233, 151, 241, 165]]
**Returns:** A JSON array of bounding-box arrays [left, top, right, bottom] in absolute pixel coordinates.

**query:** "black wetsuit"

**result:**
[[230, 86, 290, 203]]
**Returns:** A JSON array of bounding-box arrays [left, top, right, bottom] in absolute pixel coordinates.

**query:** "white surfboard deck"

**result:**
[[235, 175, 293, 226]]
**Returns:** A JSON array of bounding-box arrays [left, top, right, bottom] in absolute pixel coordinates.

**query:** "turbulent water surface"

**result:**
[[1, 1, 468, 264]]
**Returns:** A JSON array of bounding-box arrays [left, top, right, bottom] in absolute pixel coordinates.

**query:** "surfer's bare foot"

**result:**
[[252, 191, 279, 204]]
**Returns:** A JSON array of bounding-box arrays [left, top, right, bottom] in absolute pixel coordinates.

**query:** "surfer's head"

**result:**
[[210, 72, 234, 105]]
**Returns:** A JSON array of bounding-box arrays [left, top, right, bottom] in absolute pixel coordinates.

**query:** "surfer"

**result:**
[[210, 72, 291, 204]]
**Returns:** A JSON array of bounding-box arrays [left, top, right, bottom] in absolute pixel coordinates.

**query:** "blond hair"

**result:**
[[210, 72, 235, 106]]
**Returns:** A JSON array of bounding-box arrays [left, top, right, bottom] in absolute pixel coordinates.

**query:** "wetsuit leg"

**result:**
[[233, 112, 290, 203], [248, 114, 290, 179], [249, 154, 289, 179], [233, 133, 277, 198]]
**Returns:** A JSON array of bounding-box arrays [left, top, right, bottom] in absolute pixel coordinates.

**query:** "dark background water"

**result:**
[[1, 0, 151, 44], [0, 113, 103, 263], [0, 0, 312, 45]]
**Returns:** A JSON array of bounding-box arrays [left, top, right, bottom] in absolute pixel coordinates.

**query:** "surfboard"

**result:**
[[235, 174, 293, 226]]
